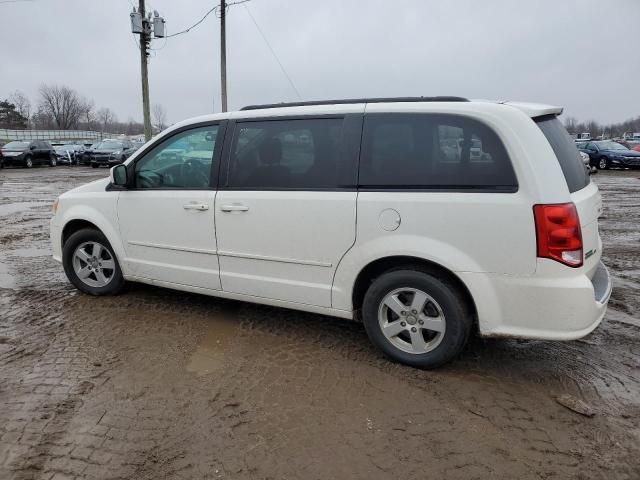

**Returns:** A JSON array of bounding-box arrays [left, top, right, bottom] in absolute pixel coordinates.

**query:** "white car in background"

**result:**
[[50, 97, 612, 368]]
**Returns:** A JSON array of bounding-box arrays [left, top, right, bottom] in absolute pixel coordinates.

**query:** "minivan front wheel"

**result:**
[[62, 228, 125, 295], [362, 269, 472, 368]]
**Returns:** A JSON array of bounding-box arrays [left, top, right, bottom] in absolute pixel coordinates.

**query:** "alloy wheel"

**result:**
[[378, 287, 446, 354], [72, 241, 116, 288]]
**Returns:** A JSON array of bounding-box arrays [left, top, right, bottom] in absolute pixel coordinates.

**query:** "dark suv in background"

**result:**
[[86, 139, 136, 168], [0, 140, 57, 168]]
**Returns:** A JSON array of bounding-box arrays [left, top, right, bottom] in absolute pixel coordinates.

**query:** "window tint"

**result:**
[[134, 126, 218, 189], [359, 114, 517, 190], [535, 116, 589, 193], [226, 118, 345, 189]]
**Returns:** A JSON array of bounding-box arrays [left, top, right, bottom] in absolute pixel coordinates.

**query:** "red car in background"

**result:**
[[633, 145, 640, 153]]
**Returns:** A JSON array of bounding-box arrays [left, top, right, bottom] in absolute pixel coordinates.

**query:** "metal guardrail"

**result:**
[[0, 129, 105, 142]]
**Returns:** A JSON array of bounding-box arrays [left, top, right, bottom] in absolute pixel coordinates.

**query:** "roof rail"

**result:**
[[240, 96, 469, 111]]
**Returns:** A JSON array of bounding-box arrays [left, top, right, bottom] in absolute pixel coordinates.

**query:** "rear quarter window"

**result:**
[[535, 116, 589, 193], [359, 113, 517, 191]]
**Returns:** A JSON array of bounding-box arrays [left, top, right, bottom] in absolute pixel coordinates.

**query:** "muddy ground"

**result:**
[[0, 166, 638, 480]]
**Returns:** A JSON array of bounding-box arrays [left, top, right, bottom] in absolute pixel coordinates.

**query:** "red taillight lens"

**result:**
[[533, 203, 583, 267]]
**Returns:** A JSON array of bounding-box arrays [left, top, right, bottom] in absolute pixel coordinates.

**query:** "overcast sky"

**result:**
[[1, 0, 638, 125]]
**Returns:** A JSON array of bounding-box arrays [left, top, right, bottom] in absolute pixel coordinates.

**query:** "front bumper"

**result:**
[[461, 260, 612, 340], [50, 218, 62, 263], [611, 157, 640, 167], [1, 155, 24, 165], [90, 156, 121, 166]]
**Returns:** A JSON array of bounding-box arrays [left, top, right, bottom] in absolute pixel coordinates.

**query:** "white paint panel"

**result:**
[[215, 191, 356, 307], [117, 190, 221, 289]]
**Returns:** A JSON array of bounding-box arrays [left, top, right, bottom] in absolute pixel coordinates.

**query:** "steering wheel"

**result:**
[[180, 159, 209, 187]]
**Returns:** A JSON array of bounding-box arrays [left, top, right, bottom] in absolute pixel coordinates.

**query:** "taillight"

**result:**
[[533, 203, 583, 267]]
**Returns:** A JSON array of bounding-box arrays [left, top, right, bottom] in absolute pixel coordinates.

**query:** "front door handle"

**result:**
[[220, 204, 249, 212], [183, 202, 209, 211]]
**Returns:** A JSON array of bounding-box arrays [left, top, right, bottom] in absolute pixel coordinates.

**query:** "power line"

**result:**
[[166, 0, 250, 39], [243, 4, 302, 100]]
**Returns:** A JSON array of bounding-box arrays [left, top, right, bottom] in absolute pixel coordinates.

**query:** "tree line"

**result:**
[[0, 84, 167, 136], [563, 116, 640, 138]]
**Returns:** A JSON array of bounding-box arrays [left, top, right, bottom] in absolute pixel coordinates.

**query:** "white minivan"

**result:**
[[50, 97, 612, 368]]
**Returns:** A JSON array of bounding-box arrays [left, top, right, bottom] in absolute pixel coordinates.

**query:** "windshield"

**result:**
[[597, 141, 626, 150], [2, 141, 29, 150], [95, 141, 123, 150]]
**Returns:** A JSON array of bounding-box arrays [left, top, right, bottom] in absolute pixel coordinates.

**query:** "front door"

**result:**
[[215, 115, 361, 307], [117, 123, 224, 289]]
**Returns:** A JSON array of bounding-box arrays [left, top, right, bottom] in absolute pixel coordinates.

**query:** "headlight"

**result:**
[[111, 150, 122, 156]]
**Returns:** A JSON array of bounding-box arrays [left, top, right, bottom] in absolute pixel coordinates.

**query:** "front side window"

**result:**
[[360, 113, 517, 190], [134, 125, 218, 189], [226, 118, 344, 189]]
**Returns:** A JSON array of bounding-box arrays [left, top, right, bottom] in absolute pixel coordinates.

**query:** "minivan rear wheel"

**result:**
[[362, 269, 472, 368], [62, 228, 125, 295]]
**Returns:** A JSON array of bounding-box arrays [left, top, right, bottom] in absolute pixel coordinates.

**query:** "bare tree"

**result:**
[[96, 107, 117, 133], [152, 104, 167, 131], [79, 97, 95, 130], [38, 84, 84, 129], [9, 90, 31, 125]]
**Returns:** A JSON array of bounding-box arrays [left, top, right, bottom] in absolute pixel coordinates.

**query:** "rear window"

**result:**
[[535, 116, 589, 193]]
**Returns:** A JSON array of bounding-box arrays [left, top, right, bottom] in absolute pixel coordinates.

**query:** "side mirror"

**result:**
[[110, 164, 129, 187], [30, 145, 36, 150]]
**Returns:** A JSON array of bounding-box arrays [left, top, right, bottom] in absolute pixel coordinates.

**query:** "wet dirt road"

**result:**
[[0, 167, 638, 479]]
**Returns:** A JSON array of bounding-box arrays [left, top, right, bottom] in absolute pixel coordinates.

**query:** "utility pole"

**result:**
[[220, 0, 228, 112], [131, 2, 164, 140], [139, 0, 152, 141]]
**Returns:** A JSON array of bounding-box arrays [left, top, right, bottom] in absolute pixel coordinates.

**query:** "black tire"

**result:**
[[91, 163, 98, 168], [62, 228, 125, 296], [598, 157, 609, 170], [362, 269, 472, 369], [24, 155, 33, 168], [49, 154, 57, 167]]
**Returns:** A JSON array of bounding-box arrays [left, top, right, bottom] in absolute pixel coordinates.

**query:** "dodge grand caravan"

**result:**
[[50, 97, 612, 368]]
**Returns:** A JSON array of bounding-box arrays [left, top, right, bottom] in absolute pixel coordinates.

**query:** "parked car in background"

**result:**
[[80, 143, 100, 165], [51, 98, 611, 368], [131, 140, 145, 151], [87, 139, 136, 168], [54, 143, 84, 165], [580, 140, 640, 169], [0, 140, 57, 168], [579, 151, 592, 172]]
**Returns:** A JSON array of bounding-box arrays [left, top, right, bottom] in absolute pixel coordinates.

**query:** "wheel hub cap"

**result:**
[[378, 287, 446, 355]]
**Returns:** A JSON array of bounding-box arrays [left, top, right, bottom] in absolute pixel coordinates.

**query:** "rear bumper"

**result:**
[[461, 260, 612, 340]]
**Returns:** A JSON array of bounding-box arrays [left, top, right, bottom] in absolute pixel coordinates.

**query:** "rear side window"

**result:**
[[226, 118, 348, 189], [359, 113, 517, 190], [535, 116, 589, 193]]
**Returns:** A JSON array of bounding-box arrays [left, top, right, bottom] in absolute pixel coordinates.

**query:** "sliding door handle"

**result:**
[[220, 204, 249, 212]]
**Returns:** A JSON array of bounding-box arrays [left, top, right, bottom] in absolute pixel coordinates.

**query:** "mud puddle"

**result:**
[[0, 201, 45, 216], [186, 303, 240, 375]]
